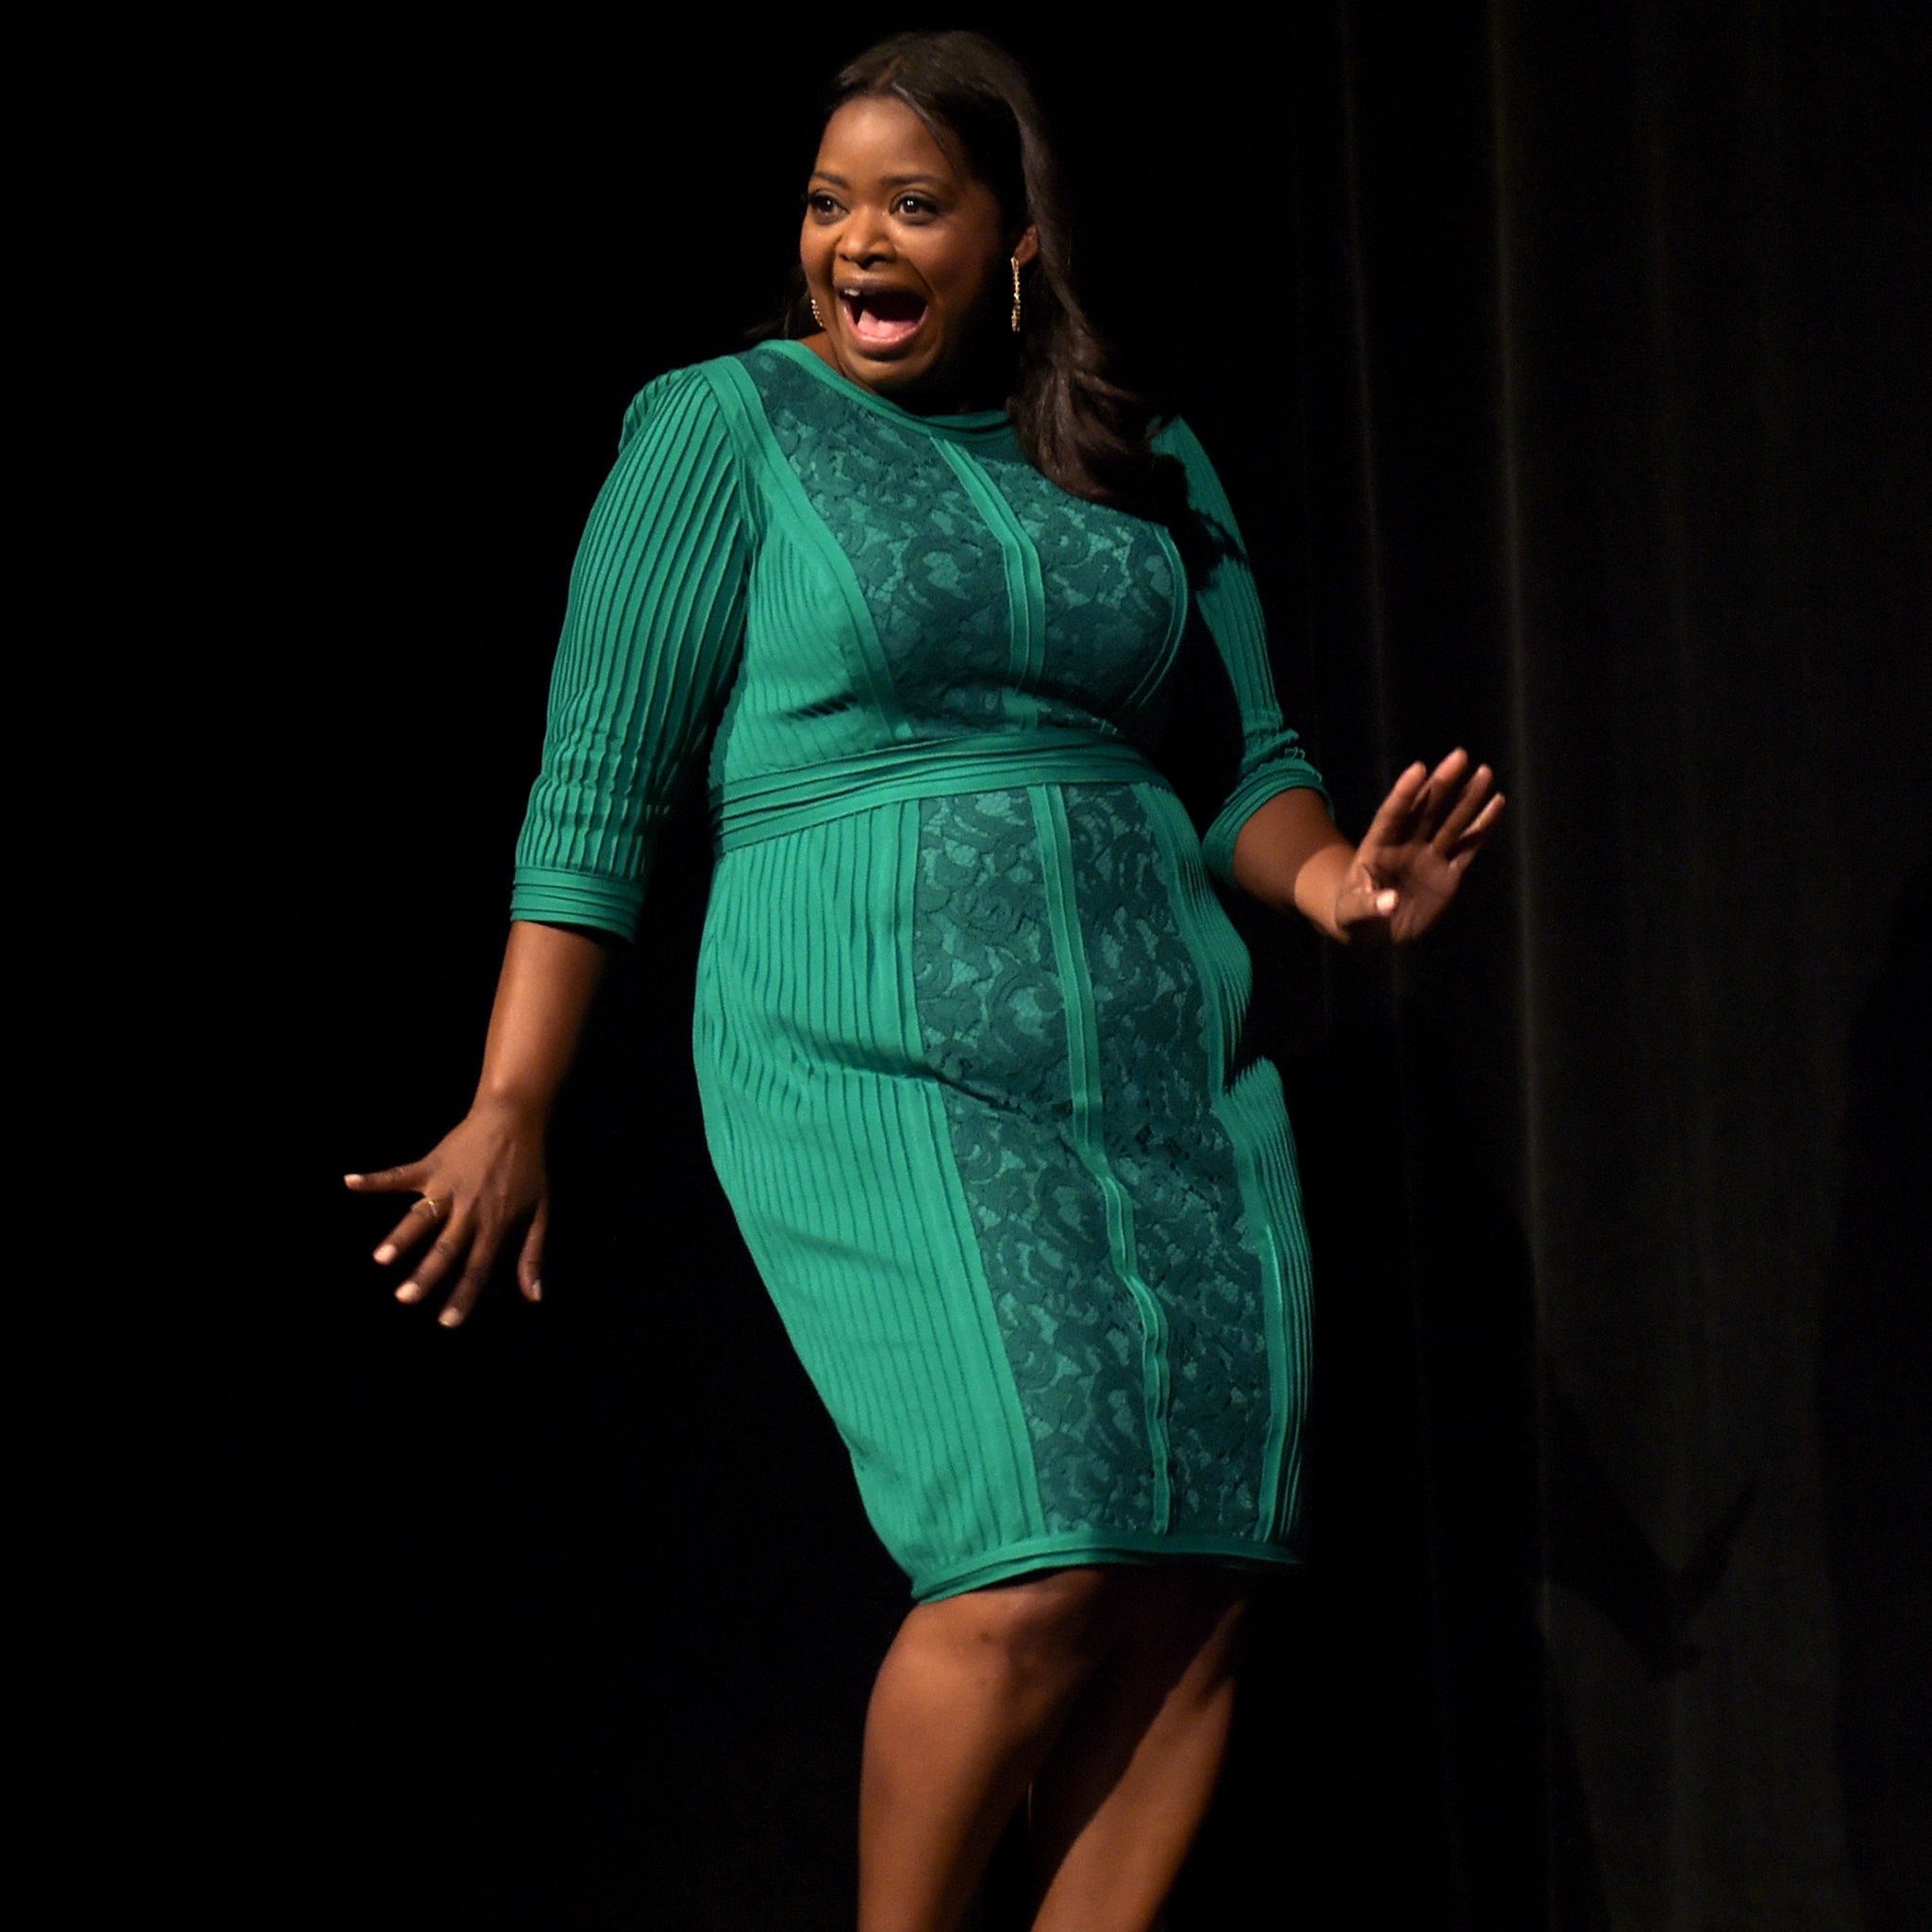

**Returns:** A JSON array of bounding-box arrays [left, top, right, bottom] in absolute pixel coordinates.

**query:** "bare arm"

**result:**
[[344, 920, 611, 1326], [1231, 786, 1357, 937], [471, 919, 610, 1112], [1232, 749, 1504, 944]]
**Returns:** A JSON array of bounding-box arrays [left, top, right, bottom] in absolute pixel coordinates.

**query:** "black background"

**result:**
[[196, 5, 1929, 1925]]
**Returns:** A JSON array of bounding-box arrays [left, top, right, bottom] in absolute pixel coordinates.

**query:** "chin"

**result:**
[[858, 355, 935, 391], [843, 341, 943, 395]]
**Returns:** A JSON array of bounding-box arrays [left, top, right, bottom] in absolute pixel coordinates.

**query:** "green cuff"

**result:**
[[1202, 767, 1333, 886], [509, 865, 645, 941]]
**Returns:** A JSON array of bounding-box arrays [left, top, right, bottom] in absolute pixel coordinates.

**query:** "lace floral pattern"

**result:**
[[912, 788, 1158, 1534], [976, 447, 1181, 731], [748, 355, 1183, 740], [1061, 789, 1272, 1532], [753, 353, 1011, 726]]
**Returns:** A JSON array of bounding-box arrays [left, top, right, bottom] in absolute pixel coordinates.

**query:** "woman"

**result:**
[[348, 30, 1501, 1932]]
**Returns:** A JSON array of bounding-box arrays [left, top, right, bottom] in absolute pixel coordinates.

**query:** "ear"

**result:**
[[1011, 224, 1040, 269]]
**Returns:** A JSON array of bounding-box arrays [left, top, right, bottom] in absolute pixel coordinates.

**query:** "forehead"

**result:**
[[811, 95, 965, 182]]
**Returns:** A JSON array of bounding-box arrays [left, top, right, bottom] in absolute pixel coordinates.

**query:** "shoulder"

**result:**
[[1148, 415, 1227, 505], [601, 357, 782, 530], [1148, 414, 1209, 467], [1147, 414, 1245, 545], [617, 355, 758, 449]]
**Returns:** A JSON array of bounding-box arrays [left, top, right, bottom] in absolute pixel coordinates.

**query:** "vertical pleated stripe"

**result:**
[[512, 367, 752, 937], [1227, 1065, 1314, 1541], [1152, 417, 1333, 881], [694, 808, 1042, 1585]]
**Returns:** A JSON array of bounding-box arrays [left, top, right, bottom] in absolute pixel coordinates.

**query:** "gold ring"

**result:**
[[417, 1195, 447, 1219]]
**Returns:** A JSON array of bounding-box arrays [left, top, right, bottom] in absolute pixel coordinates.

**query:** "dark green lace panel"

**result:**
[[972, 444, 1182, 736], [1059, 787, 1272, 1532], [747, 351, 1012, 728], [910, 786, 1159, 1534]]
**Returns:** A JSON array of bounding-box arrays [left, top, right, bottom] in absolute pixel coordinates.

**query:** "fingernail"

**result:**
[[396, 1281, 421, 1303], [374, 1243, 396, 1265], [438, 1308, 461, 1328], [1377, 890, 1397, 910], [343, 1174, 363, 1186], [529, 1279, 544, 1303]]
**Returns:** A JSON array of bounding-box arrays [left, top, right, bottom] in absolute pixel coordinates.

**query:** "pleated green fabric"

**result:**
[[514, 341, 1325, 1600]]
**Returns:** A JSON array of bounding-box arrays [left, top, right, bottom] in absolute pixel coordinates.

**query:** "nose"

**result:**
[[836, 200, 895, 267]]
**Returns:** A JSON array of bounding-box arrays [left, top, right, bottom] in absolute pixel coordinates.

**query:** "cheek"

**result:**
[[918, 248, 973, 305], [938, 240, 1007, 306]]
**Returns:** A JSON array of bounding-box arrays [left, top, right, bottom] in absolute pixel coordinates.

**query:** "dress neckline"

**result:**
[[759, 340, 1015, 439]]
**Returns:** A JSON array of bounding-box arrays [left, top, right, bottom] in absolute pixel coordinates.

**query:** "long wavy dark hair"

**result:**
[[777, 30, 1187, 528]]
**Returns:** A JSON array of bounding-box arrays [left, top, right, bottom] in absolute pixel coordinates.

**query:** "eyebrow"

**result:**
[[808, 172, 948, 189]]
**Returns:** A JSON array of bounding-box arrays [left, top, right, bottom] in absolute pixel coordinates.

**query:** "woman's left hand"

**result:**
[[1333, 748, 1505, 944]]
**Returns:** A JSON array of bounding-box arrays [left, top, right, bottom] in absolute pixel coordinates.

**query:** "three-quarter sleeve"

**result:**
[[511, 366, 753, 940], [1153, 417, 1330, 884]]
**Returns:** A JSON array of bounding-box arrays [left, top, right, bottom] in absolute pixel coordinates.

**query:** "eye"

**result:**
[[893, 194, 939, 218], [804, 191, 842, 219]]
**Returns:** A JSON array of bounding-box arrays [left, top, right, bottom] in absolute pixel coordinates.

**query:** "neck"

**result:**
[[801, 332, 1015, 417]]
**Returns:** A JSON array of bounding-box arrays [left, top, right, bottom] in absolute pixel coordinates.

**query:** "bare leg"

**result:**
[[1025, 1570, 1250, 1932], [858, 1567, 1122, 1932]]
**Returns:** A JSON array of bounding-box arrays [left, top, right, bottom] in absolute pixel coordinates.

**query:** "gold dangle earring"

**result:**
[[1009, 257, 1023, 334], [809, 293, 823, 327]]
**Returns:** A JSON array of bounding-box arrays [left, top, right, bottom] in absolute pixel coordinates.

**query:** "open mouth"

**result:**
[[839, 286, 928, 351]]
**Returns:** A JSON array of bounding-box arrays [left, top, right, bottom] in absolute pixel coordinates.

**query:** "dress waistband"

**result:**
[[713, 730, 1170, 850]]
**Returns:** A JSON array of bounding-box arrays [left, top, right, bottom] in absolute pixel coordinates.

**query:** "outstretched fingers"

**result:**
[[1360, 759, 1432, 854], [391, 1203, 466, 1300], [347, 1161, 483, 1321], [379, 1194, 459, 1266], [1443, 788, 1507, 867], [1432, 761, 1496, 848], [433, 1221, 505, 1329], [344, 1165, 445, 1266], [344, 1161, 428, 1197], [1413, 747, 1476, 833], [518, 1203, 549, 1305], [348, 1107, 552, 1329], [1365, 750, 1504, 864], [388, 1204, 497, 1328]]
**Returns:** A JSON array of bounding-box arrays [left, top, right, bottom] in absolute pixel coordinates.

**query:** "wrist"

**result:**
[[467, 1083, 558, 1124], [1293, 840, 1356, 941]]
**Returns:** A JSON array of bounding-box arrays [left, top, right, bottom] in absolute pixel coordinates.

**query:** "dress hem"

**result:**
[[911, 1531, 1302, 1604]]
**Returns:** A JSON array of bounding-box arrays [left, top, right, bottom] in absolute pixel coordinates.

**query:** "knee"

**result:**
[[932, 1566, 1121, 1683]]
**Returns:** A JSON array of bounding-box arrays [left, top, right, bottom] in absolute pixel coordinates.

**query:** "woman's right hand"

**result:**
[[344, 1096, 551, 1327]]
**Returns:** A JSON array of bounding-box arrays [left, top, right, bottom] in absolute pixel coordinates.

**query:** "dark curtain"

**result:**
[[200, 4, 1928, 1924]]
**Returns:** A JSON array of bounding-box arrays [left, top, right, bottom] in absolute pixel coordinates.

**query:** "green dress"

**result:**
[[514, 339, 1326, 1601]]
